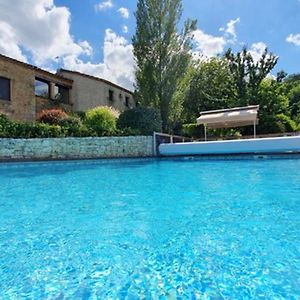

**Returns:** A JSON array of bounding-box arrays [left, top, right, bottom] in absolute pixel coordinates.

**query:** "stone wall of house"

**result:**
[[0, 58, 36, 121], [58, 70, 135, 112], [0, 55, 73, 122], [0, 136, 154, 161]]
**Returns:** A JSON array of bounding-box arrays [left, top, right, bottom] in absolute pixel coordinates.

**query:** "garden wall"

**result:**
[[0, 136, 154, 161]]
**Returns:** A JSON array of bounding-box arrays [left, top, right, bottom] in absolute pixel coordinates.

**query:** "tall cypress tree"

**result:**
[[133, 0, 196, 131]]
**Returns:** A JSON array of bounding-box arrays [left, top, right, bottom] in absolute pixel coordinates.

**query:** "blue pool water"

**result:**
[[0, 157, 300, 299]]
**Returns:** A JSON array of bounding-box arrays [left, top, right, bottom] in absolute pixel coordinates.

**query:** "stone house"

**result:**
[[0, 54, 135, 122], [57, 69, 135, 112]]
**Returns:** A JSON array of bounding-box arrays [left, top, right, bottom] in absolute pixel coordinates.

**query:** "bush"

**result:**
[[0, 114, 17, 137], [58, 116, 82, 128], [73, 111, 86, 121], [1, 114, 65, 138], [14, 123, 65, 138], [58, 116, 94, 137], [114, 127, 142, 136], [259, 114, 297, 134], [37, 109, 68, 125], [182, 123, 204, 138], [210, 128, 242, 139], [276, 114, 297, 132], [85, 106, 117, 136], [117, 107, 162, 135]]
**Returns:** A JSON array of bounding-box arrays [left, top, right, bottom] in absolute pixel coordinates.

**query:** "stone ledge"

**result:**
[[0, 136, 154, 161]]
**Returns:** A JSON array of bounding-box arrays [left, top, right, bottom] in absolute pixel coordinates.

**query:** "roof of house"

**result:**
[[0, 54, 133, 94], [58, 69, 134, 95], [0, 54, 73, 86]]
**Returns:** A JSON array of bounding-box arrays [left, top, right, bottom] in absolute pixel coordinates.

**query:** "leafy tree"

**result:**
[[276, 70, 287, 83], [224, 47, 278, 105], [177, 57, 236, 123], [285, 73, 300, 84], [288, 85, 300, 118], [255, 78, 295, 134], [132, 0, 197, 131]]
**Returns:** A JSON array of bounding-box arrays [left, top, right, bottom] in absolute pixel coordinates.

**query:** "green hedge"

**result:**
[[57, 116, 94, 137], [1, 106, 164, 138], [0, 115, 64, 138], [117, 107, 162, 135]]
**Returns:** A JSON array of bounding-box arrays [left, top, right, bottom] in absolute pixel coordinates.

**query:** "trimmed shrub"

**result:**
[[14, 123, 65, 138], [58, 116, 94, 137], [85, 106, 117, 136], [58, 115, 82, 128], [37, 109, 68, 125], [117, 107, 162, 135]]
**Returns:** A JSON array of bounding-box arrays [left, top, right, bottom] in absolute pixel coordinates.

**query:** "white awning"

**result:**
[[197, 105, 259, 129]]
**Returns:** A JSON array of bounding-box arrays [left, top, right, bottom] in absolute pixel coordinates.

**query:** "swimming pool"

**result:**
[[0, 157, 299, 298]]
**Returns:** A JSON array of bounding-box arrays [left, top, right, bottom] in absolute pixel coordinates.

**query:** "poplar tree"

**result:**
[[132, 0, 196, 131]]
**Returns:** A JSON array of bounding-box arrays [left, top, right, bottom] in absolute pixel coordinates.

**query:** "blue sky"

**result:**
[[0, 0, 299, 89]]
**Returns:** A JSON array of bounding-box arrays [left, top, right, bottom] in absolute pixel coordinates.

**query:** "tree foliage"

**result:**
[[224, 47, 278, 105], [133, 0, 197, 130], [177, 57, 236, 124], [117, 107, 162, 135], [177, 48, 300, 136]]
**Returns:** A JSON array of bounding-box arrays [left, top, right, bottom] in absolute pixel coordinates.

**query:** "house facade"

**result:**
[[57, 69, 135, 112], [0, 55, 73, 121], [0, 54, 135, 122]]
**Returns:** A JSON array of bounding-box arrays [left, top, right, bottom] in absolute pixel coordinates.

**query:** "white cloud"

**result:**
[[118, 7, 129, 19], [122, 25, 129, 33], [193, 18, 240, 58], [249, 42, 267, 62], [63, 29, 135, 90], [0, 0, 92, 64], [266, 73, 276, 80], [286, 33, 300, 46], [95, 0, 113, 11], [0, 0, 134, 89], [193, 30, 227, 57], [0, 21, 27, 62], [224, 18, 240, 42]]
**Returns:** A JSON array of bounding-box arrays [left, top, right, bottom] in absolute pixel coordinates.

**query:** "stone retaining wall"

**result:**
[[0, 136, 154, 161]]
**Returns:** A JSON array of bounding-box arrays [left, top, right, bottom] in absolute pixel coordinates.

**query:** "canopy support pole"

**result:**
[[253, 121, 256, 139], [204, 124, 207, 142]]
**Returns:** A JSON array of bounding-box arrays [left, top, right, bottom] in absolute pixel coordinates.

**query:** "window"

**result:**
[[35, 78, 49, 98], [0, 76, 11, 101], [119, 93, 123, 100], [109, 90, 114, 102], [125, 96, 130, 107], [54, 84, 70, 103]]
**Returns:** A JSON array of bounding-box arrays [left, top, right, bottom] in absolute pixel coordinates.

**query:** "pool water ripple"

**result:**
[[0, 158, 300, 299]]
